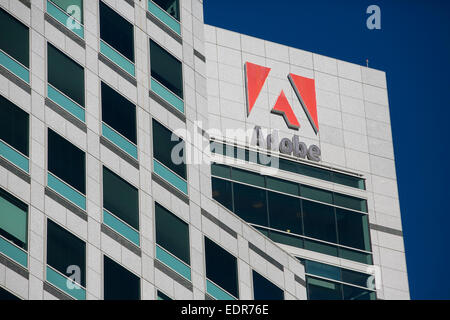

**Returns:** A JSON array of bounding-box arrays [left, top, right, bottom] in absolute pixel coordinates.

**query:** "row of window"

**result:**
[[211, 164, 373, 265], [0, 184, 282, 300], [1, 3, 185, 122], [210, 141, 366, 190]]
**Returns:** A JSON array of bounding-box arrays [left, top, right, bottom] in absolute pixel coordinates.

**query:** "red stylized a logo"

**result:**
[[245, 62, 319, 134]]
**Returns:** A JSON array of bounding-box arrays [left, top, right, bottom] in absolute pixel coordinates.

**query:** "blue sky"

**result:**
[[204, 0, 450, 299]]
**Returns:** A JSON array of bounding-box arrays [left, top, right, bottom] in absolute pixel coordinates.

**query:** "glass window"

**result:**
[[304, 239, 338, 257], [47, 219, 86, 286], [150, 40, 183, 98], [155, 203, 190, 264], [343, 284, 376, 300], [211, 163, 231, 179], [334, 193, 368, 213], [0, 95, 29, 156], [47, 43, 85, 107], [300, 185, 333, 204], [48, 129, 86, 194], [101, 82, 137, 143], [297, 164, 330, 181], [266, 177, 299, 196], [104, 255, 140, 300], [152, 0, 180, 21], [99, 1, 134, 62], [233, 182, 268, 227], [333, 172, 364, 190], [0, 8, 29, 67], [305, 260, 340, 282], [51, 0, 84, 23], [341, 269, 372, 289], [302, 200, 337, 244], [231, 167, 265, 188], [268, 191, 302, 235], [253, 270, 284, 300], [339, 247, 373, 265], [336, 208, 370, 251], [211, 178, 233, 211], [0, 188, 28, 250], [204, 237, 239, 298], [157, 290, 172, 300], [103, 167, 139, 230], [307, 277, 342, 300], [152, 119, 186, 179], [268, 229, 303, 248]]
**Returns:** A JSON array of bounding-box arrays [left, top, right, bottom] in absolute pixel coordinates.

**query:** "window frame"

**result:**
[[0, 7, 30, 69], [149, 0, 182, 23], [149, 38, 185, 100]]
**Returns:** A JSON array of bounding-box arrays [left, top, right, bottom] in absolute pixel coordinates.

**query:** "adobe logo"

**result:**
[[245, 62, 319, 134]]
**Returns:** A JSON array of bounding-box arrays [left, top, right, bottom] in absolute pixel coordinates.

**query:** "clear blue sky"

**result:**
[[204, 0, 450, 299]]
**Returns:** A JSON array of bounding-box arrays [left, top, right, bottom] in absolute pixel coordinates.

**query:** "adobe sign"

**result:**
[[245, 62, 322, 162]]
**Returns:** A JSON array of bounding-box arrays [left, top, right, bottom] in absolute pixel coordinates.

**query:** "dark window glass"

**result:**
[[150, 40, 183, 98], [341, 269, 372, 289], [101, 82, 137, 143], [204, 237, 239, 298], [343, 284, 375, 300], [52, 0, 84, 23], [104, 255, 140, 300], [48, 129, 86, 194], [0, 8, 29, 67], [268, 191, 302, 235], [152, 119, 186, 179], [334, 193, 368, 212], [305, 260, 340, 282], [300, 185, 333, 204], [304, 239, 338, 257], [339, 247, 373, 265], [333, 172, 364, 190], [47, 219, 86, 286], [0, 287, 20, 300], [103, 167, 139, 230], [253, 270, 284, 300], [233, 183, 268, 227], [211, 178, 233, 211], [266, 177, 299, 196], [336, 208, 370, 251], [157, 290, 172, 300], [297, 164, 330, 181], [302, 200, 337, 244], [307, 277, 342, 300], [231, 168, 265, 188], [210, 163, 230, 179], [152, 0, 180, 21], [268, 229, 303, 248], [47, 43, 85, 107], [0, 95, 29, 156], [0, 187, 28, 250], [155, 203, 190, 264], [99, 1, 134, 61]]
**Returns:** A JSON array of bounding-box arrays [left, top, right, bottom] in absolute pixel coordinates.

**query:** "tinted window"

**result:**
[[341, 269, 372, 288], [103, 167, 139, 230], [47, 219, 86, 286], [211, 178, 233, 211], [155, 203, 190, 264], [157, 290, 172, 300], [334, 193, 368, 212], [231, 168, 264, 187], [210, 163, 231, 179], [343, 284, 375, 300], [253, 270, 284, 300], [47, 43, 85, 107], [104, 255, 140, 300], [336, 208, 370, 251], [52, 0, 84, 23], [101, 82, 136, 143], [48, 129, 86, 194], [300, 185, 333, 204], [99, 1, 134, 61], [307, 277, 342, 300], [205, 237, 239, 298], [0, 8, 29, 67], [150, 40, 183, 98], [302, 200, 337, 244], [152, 119, 186, 179], [268, 191, 302, 235], [305, 260, 340, 282], [0, 95, 29, 156], [266, 177, 299, 196], [0, 187, 28, 250], [152, 0, 180, 21], [233, 183, 268, 227]]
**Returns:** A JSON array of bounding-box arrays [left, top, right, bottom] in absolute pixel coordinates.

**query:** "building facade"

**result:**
[[0, 0, 409, 300]]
